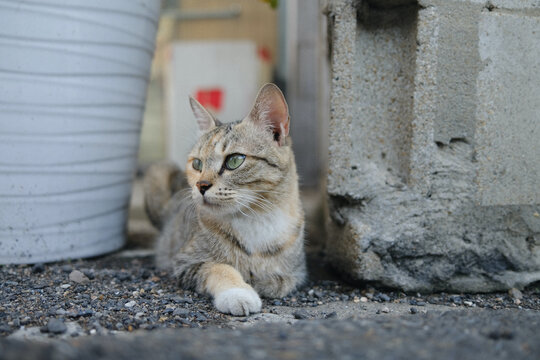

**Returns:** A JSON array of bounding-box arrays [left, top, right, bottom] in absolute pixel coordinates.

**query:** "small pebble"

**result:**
[[293, 310, 310, 319], [381, 307, 390, 313], [125, 301, 137, 308], [116, 272, 131, 282], [31, 263, 45, 273], [0, 324, 12, 333], [173, 308, 189, 317], [172, 296, 193, 304], [81, 269, 95, 280], [360, 297, 368, 303], [135, 312, 146, 319], [195, 313, 208, 321], [79, 310, 93, 317], [410, 307, 418, 314], [509, 288, 523, 300], [178, 319, 191, 326], [47, 319, 67, 334], [69, 270, 89, 284]]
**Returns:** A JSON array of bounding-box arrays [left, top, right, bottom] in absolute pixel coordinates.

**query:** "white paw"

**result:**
[[214, 288, 262, 316]]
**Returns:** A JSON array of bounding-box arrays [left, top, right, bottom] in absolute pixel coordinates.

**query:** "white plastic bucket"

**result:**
[[0, 0, 160, 264]]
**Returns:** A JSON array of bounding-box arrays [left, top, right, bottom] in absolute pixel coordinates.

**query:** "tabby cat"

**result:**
[[144, 84, 306, 316]]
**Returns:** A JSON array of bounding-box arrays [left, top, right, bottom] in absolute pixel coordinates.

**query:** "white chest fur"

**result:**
[[229, 209, 293, 254]]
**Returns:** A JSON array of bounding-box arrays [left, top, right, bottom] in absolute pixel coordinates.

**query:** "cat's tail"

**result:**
[[143, 162, 188, 230]]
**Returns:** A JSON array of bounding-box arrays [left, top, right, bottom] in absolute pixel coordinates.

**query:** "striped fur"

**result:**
[[144, 84, 306, 315]]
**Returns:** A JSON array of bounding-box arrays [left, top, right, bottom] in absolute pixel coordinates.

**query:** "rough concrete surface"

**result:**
[[326, 0, 540, 292], [1, 309, 540, 360]]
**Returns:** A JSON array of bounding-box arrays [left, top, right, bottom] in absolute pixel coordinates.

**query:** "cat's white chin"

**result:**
[[199, 203, 236, 217], [197, 198, 240, 217], [214, 288, 262, 316]]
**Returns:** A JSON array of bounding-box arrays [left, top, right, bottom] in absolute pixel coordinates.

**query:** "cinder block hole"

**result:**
[[353, 1, 419, 183], [436, 138, 469, 148]]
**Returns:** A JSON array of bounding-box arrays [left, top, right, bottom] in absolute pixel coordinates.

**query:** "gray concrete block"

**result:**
[[366, 0, 417, 7], [484, 0, 540, 9], [420, 0, 540, 10], [326, 0, 540, 292], [430, 1, 482, 145], [327, 0, 360, 198], [475, 10, 540, 206]]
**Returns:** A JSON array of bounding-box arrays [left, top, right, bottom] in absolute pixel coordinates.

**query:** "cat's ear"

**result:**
[[246, 83, 290, 146], [189, 96, 220, 133]]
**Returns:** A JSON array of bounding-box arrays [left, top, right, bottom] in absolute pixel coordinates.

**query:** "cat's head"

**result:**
[[185, 83, 293, 217]]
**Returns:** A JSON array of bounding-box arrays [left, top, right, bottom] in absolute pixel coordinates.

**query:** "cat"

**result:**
[[143, 83, 306, 316]]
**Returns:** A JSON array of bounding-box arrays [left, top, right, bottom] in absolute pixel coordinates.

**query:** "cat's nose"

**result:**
[[196, 181, 212, 195]]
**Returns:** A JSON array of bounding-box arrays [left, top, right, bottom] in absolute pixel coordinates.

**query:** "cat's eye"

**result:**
[[192, 158, 203, 171], [225, 154, 246, 170]]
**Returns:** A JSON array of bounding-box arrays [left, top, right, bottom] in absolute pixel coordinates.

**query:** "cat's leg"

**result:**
[[253, 273, 298, 299], [252, 255, 307, 298], [201, 263, 262, 316]]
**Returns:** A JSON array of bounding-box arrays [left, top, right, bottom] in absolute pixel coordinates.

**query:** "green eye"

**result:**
[[192, 158, 203, 171], [225, 154, 246, 170]]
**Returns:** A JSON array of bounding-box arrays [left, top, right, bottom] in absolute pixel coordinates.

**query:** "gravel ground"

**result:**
[[1, 251, 539, 339]]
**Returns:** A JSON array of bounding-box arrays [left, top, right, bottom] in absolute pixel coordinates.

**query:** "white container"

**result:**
[[0, 0, 160, 264]]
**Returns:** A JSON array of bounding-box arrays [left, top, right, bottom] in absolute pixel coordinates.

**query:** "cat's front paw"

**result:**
[[214, 288, 262, 316]]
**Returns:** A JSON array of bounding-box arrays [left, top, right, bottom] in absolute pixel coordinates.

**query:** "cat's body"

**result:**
[[144, 84, 306, 315]]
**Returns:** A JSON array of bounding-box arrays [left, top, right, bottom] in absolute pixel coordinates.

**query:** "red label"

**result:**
[[195, 88, 223, 112], [257, 46, 272, 62]]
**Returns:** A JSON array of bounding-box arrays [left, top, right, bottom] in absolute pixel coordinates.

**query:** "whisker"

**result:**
[[234, 198, 255, 219], [240, 192, 276, 208], [236, 193, 275, 214], [235, 195, 267, 218], [245, 189, 282, 195]]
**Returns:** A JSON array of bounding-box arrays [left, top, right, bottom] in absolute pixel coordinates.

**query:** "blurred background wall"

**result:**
[[138, 0, 328, 188]]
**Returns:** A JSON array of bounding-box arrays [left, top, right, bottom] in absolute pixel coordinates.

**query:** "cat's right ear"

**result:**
[[246, 83, 290, 146], [189, 96, 219, 133]]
